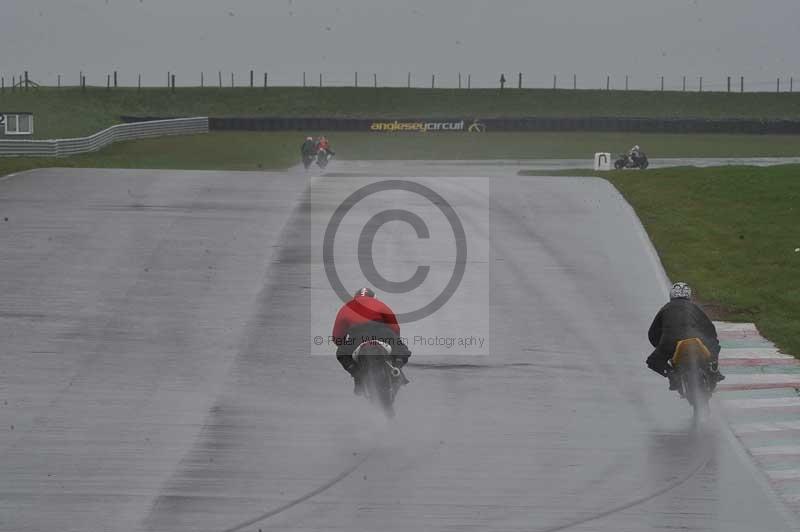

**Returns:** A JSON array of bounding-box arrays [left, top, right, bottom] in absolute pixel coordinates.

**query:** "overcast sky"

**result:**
[[1, 0, 797, 90]]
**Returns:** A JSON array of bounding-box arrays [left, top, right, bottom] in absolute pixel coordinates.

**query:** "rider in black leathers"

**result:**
[[646, 282, 725, 390]]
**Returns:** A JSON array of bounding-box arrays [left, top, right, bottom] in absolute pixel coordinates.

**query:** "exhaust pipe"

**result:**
[[385, 361, 401, 378]]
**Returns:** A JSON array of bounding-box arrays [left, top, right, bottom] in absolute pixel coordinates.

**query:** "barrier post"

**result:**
[[573, 74, 577, 90], [218, 71, 222, 88], [553, 75, 556, 90], [319, 73, 322, 87], [727, 76, 730, 92], [606, 75, 610, 90], [138, 74, 141, 90], [407, 72, 411, 88], [741, 76, 744, 93], [265, 72, 268, 88], [107, 74, 110, 89], [683, 75, 686, 91], [25, 71, 29, 91], [303, 72, 306, 87], [250, 69, 254, 88], [699, 76, 703, 92], [625, 75, 629, 91], [167, 72, 170, 87], [58, 74, 61, 88], [518, 72, 522, 89], [468, 74, 471, 89], [777, 78, 780, 93], [432, 74, 435, 89], [201, 72, 204, 87], [458, 72, 461, 89], [171, 74, 175, 92], [661, 76, 664, 91], [374, 73, 377, 88], [230, 72, 234, 88], [355, 72, 358, 88], [114, 70, 118, 88]]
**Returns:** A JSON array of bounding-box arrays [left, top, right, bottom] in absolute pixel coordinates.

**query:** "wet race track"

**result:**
[[0, 164, 797, 532]]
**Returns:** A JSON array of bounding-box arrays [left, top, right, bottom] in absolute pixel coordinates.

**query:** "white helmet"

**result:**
[[633, 145, 640, 151], [669, 282, 692, 300], [306, 136, 313, 141]]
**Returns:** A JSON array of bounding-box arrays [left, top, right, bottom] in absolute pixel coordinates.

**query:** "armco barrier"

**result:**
[[0, 117, 209, 157]]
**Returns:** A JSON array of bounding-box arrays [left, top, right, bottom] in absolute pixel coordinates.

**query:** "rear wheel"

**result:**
[[639, 159, 649, 169], [614, 159, 624, 169]]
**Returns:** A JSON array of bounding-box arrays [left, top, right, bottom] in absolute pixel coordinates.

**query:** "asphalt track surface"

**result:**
[[0, 165, 797, 532]]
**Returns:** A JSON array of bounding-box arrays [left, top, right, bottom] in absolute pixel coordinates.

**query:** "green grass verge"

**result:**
[[2, 131, 799, 179], [5, 86, 800, 138], [522, 165, 800, 357]]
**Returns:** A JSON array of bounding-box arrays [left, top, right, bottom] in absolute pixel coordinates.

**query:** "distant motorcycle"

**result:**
[[316, 148, 333, 169], [670, 338, 716, 421], [352, 339, 407, 418], [302, 152, 315, 170], [614, 152, 649, 169]]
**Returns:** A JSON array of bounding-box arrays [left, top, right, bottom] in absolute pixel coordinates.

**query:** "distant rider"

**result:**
[[332, 288, 411, 395], [318, 136, 334, 157], [629, 144, 641, 163], [646, 282, 725, 390], [301, 136, 316, 159]]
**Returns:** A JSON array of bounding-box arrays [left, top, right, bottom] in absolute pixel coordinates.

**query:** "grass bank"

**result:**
[[521, 165, 800, 357], [4, 87, 800, 138]]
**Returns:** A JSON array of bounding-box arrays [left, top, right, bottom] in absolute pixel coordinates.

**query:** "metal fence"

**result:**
[[0, 117, 209, 157]]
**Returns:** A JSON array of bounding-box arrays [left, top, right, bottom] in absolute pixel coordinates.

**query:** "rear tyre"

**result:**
[[614, 160, 624, 169], [640, 159, 649, 169]]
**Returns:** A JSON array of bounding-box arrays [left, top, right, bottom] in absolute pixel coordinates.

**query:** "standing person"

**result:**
[[646, 282, 725, 390]]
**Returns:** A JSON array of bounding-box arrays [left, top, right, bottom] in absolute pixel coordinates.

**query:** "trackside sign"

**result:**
[[367, 119, 486, 132], [370, 120, 466, 132]]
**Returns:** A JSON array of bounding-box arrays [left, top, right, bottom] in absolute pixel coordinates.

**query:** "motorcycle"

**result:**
[[316, 148, 333, 169], [302, 152, 316, 170], [670, 338, 716, 420], [614, 152, 649, 169], [352, 339, 406, 418]]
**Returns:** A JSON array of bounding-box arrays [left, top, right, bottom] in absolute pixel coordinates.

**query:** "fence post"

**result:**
[[553, 74, 557, 90], [320, 73, 323, 87], [468, 74, 471, 89], [699, 76, 703, 92], [172, 74, 176, 92], [114, 71, 118, 88], [167, 72, 170, 87], [25, 71, 29, 91], [683, 75, 686, 91], [107, 74, 110, 89], [355, 72, 358, 88], [407, 72, 411, 88], [661, 76, 664, 91], [518, 72, 522, 89], [777, 78, 780, 93], [218, 71, 222, 88], [201, 72, 204, 87], [573, 74, 577, 90], [1, 77, 4, 93], [625, 75, 629, 91], [606, 75, 610, 90], [374, 73, 377, 88], [82, 75, 86, 91], [250, 69, 254, 88], [792, 77, 794, 93], [458, 72, 461, 89], [138, 74, 141, 90], [12, 75, 15, 92], [265, 72, 268, 88], [740, 76, 744, 93], [231, 72, 234, 88], [58, 74, 61, 88], [303, 72, 306, 87], [432, 74, 435, 89], [727, 76, 730, 93]]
